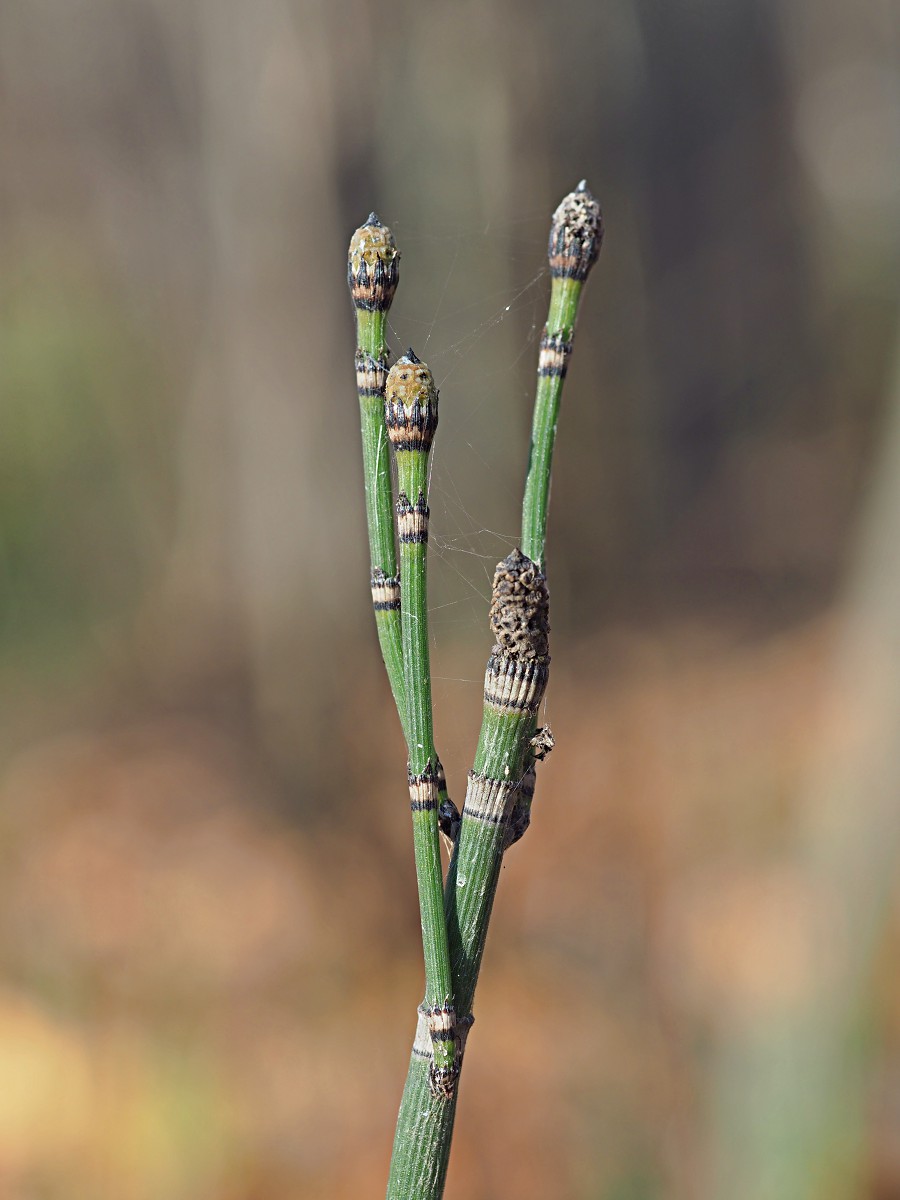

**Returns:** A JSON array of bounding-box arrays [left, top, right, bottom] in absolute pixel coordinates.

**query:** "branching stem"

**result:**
[[375, 184, 603, 1200], [350, 219, 460, 842]]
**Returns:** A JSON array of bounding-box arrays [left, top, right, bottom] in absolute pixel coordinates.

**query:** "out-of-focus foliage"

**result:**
[[1, 0, 899, 1197]]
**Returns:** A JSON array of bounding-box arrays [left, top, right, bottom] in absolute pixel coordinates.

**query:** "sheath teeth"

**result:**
[[412, 1006, 474, 1099], [537, 331, 573, 378], [424, 1005, 456, 1038], [483, 654, 549, 715], [370, 570, 400, 611], [396, 492, 429, 544], [385, 397, 438, 452], [355, 350, 389, 397], [461, 771, 518, 826], [408, 764, 439, 812]]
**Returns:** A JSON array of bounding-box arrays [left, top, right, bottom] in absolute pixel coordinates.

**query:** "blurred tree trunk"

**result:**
[[163, 0, 353, 780], [707, 318, 900, 1200]]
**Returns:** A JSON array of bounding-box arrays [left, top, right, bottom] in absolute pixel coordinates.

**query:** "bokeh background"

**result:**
[[2, 0, 900, 1197]]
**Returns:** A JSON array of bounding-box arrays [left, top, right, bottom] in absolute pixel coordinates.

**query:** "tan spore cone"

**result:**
[[489, 548, 550, 662]]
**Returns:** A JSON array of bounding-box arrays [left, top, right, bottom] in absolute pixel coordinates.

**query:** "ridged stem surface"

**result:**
[[355, 300, 457, 830], [520, 276, 582, 566], [388, 354, 458, 1092]]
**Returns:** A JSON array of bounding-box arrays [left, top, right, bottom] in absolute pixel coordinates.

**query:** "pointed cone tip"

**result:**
[[366, 211, 382, 226], [404, 347, 421, 364], [505, 546, 532, 570]]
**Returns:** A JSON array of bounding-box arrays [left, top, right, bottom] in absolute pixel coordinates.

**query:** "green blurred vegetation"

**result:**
[[1, 263, 166, 679]]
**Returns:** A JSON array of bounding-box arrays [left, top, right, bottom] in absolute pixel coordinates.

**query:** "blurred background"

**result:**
[[1, 0, 900, 1196]]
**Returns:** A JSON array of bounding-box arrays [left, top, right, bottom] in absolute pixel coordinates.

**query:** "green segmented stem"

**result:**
[[517, 180, 603, 826], [350, 216, 406, 720], [450, 678, 546, 1010], [397, 491, 434, 769], [351, 221, 459, 842], [520, 275, 583, 565], [386, 183, 602, 1200], [389, 561, 550, 1200], [387, 353, 458, 1092], [386, 1056, 459, 1200], [521, 181, 603, 566], [357, 312, 397, 571], [444, 182, 600, 1026], [448, 552, 552, 1024]]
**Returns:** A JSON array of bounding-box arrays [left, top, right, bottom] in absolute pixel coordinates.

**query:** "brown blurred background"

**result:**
[[2, 0, 900, 1197]]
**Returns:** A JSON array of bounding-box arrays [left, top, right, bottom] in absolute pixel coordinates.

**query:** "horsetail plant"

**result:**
[[348, 183, 603, 1200]]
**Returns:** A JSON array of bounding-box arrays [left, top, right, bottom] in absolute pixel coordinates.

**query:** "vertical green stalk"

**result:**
[[386, 352, 458, 1094], [386, 183, 603, 1200], [515, 179, 603, 833], [521, 181, 604, 567], [447, 552, 552, 1010], [349, 215, 406, 710], [388, 553, 551, 1200]]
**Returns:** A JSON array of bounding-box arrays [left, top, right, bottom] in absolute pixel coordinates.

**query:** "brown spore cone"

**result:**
[[489, 548, 550, 661], [548, 181, 603, 281]]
